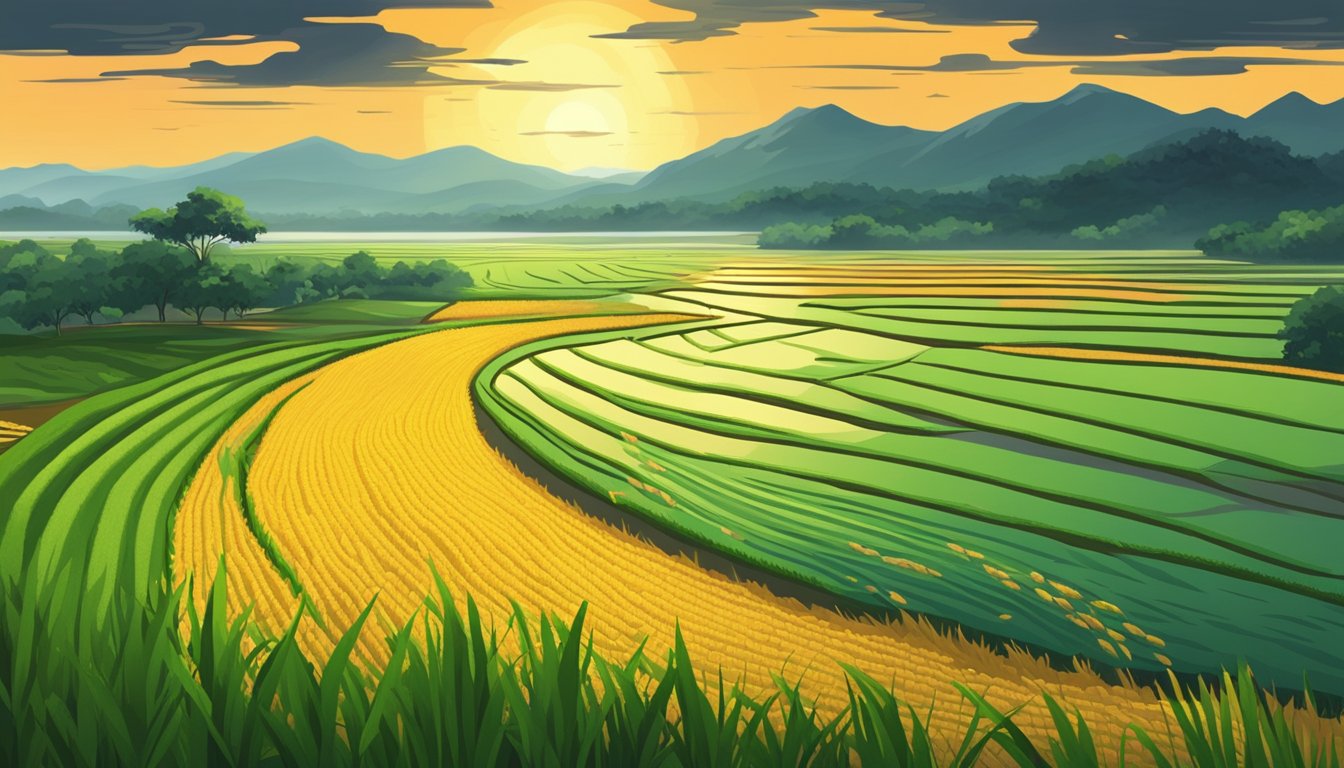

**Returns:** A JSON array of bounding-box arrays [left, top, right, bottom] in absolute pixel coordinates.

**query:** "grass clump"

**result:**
[[1, 566, 1340, 767]]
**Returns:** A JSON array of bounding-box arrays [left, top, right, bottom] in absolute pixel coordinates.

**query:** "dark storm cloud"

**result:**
[[103, 25, 478, 87], [4, 0, 493, 88], [1, 0, 491, 56], [596, 0, 1344, 56]]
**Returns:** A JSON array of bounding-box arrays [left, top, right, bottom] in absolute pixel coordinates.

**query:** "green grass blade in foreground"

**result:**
[[3, 568, 1342, 767]]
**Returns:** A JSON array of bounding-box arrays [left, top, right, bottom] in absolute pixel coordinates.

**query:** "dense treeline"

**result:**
[[1197, 203, 1344, 262], [0, 239, 471, 334], [1280, 287, 1344, 372], [758, 215, 997, 249], [1, 188, 472, 334], [759, 131, 1344, 250]]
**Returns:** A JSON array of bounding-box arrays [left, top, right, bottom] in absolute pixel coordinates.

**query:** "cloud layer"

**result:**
[[2, 1, 490, 56], [598, 0, 1344, 56], [4, 0, 493, 88]]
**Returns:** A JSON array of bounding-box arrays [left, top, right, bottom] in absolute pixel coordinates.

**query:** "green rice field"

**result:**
[[467, 248, 1344, 694], [7, 236, 1344, 699]]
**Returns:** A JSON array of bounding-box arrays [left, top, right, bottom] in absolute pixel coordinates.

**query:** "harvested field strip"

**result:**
[[985, 345, 1344, 385], [180, 311, 1217, 758]]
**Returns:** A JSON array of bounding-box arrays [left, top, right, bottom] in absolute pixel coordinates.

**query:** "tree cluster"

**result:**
[[1197, 204, 1344, 262], [2, 189, 472, 334], [759, 215, 994, 249], [1280, 286, 1344, 372], [0, 240, 471, 335]]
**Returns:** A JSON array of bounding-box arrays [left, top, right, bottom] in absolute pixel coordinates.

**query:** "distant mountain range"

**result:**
[[2, 84, 1342, 227], [601, 85, 1344, 204], [0, 139, 608, 217]]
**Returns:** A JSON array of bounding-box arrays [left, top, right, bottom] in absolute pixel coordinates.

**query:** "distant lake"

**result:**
[[4, 230, 756, 243]]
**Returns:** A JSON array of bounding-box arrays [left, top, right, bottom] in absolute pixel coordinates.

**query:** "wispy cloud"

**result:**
[[488, 81, 618, 91], [809, 25, 948, 34], [797, 84, 902, 90], [519, 130, 614, 138], [170, 99, 310, 107]]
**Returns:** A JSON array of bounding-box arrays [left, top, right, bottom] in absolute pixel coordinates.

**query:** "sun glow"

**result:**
[[413, 0, 695, 171]]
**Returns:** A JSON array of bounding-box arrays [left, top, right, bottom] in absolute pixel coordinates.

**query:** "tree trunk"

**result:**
[[157, 304, 167, 322], [220, 308, 229, 321]]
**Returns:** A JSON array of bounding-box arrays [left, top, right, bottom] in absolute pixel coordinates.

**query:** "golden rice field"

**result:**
[[170, 304, 1342, 763]]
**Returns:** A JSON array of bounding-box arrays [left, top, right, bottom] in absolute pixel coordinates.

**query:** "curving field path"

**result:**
[[172, 305, 1334, 760]]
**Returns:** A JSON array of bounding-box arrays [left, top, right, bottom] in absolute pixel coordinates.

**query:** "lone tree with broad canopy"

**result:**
[[130, 187, 266, 262]]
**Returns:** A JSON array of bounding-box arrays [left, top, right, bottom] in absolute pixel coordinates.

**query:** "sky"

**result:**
[[2, 0, 1343, 173]]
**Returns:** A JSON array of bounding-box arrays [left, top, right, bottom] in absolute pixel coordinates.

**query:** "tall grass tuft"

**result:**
[[1, 566, 1340, 767], [1128, 667, 1342, 768]]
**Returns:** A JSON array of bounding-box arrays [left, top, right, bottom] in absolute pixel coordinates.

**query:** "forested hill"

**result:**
[[752, 131, 1344, 249]]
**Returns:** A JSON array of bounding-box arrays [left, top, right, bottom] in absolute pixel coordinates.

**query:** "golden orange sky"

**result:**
[[3, 0, 1344, 172]]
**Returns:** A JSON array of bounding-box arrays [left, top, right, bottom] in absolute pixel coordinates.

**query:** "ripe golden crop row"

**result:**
[[0, 420, 33, 444], [175, 377, 310, 636], [170, 307, 1332, 761]]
